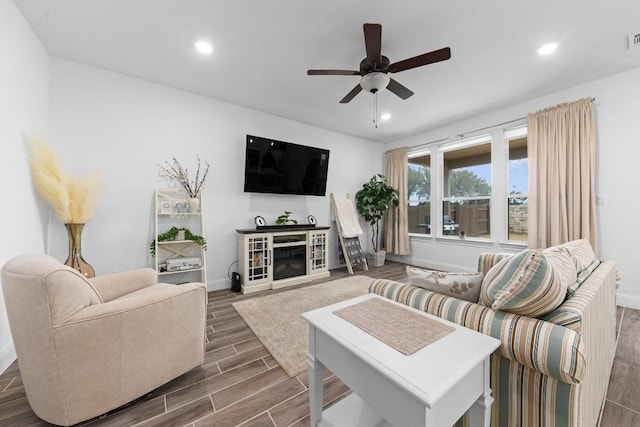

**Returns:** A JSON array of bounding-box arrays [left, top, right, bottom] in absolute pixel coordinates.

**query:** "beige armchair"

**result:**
[[1, 254, 207, 426]]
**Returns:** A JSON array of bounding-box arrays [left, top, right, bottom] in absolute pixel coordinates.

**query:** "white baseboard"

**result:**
[[207, 277, 231, 292], [0, 342, 16, 375], [616, 292, 640, 310]]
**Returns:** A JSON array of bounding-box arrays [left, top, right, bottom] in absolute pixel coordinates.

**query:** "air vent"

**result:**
[[628, 32, 640, 50]]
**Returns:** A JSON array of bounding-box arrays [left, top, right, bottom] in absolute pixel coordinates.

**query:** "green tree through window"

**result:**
[[448, 170, 491, 197], [408, 165, 430, 199]]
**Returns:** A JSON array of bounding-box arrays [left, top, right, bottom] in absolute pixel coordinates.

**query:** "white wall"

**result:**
[[0, 0, 50, 373], [386, 66, 640, 309], [49, 58, 382, 290]]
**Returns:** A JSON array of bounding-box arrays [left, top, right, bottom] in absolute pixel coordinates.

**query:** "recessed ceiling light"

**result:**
[[537, 43, 558, 55], [195, 41, 213, 55], [381, 113, 391, 121]]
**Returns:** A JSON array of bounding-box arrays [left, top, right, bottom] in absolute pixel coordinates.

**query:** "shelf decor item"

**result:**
[[187, 198, 200, 213], [23, 134, 101, 277], [157, 156, 210, 206]]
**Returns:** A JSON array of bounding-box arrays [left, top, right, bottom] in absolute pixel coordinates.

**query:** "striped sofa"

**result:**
[[370, 253, 617, 427]]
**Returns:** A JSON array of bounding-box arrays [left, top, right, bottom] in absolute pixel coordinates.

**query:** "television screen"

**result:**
[[244, 135, 330, 196]]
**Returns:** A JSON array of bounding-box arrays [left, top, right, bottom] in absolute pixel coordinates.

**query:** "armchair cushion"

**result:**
[[89, 268, 157, 302]]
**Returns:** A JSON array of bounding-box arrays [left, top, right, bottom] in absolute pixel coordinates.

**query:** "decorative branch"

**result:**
[[158, 156, 210, 198]]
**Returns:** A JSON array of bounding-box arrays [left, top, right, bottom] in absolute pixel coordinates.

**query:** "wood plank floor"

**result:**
[[0, 260, 638, 426]]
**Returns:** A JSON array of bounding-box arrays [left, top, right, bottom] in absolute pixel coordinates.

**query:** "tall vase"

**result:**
[[188, 197, 200, 213], [64, 223, 95, 278]]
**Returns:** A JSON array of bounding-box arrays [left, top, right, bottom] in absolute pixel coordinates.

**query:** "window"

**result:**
[[407, 152, 431, 234], [507, 133, 528, 241], [442, 137, 492, 238], [406, 125, 528, 243]]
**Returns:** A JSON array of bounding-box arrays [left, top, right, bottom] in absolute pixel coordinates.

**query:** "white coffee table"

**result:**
[[302, 294, 501, 427]]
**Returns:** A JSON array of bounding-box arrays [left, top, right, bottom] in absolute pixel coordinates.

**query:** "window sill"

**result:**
[[498, 241, 527, 251], [409, 233, 495, 248], [408, 232, 432, 240], [409, 234, 527, 251], [434, 236, 494, 248]]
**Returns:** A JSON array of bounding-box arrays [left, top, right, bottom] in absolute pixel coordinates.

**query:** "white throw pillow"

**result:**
[[406, 266, 483, 302]]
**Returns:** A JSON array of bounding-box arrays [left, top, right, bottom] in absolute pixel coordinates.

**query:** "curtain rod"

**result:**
[[409, 96, 596, 151], [409, 116, 526, 151]]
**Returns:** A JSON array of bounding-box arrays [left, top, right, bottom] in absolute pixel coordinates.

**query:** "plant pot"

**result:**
[[366, 250, 386, 267]]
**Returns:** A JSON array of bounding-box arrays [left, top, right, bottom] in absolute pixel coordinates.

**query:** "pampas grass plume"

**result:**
[[67, 171, 102, 222], [23, 134, 101, 223]]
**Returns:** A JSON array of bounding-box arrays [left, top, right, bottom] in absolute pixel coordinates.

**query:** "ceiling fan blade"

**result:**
[[363, 23, 382, 67], [339, 84, 363, 103], [389, 47, 451, 73], [386, 78, 414, 100], [307, 69, 360, 76]]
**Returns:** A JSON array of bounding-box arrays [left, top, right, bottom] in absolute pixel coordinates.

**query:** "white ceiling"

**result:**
[[13, 0, 640, 143]]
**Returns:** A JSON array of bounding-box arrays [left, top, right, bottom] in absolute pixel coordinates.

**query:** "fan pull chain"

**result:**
[[373, 92, 378, 128]]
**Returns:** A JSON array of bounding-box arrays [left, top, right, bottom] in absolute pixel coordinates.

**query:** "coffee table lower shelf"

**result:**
[[319, 394, 390, 427]]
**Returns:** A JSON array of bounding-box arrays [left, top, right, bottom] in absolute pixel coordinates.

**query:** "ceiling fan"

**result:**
[[307, 23, 451, 104]]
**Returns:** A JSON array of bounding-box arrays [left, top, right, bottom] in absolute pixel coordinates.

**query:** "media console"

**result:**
[[236, 226, 330, 294]]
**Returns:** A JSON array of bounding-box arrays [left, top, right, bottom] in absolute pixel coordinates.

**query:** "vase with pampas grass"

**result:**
[[24, 134, 101, 278]]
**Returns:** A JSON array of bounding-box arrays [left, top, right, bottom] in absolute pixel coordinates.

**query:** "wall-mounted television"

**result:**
[[243, 135, 330, 196]]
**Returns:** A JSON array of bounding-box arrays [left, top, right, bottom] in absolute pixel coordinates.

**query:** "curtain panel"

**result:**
[[384, 147, 411, 255], [527, 98, 597, 251]]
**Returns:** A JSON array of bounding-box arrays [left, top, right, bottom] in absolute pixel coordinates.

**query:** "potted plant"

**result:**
[[355, 174, 400, 267], [275, 211, 298, 225], [149, 226, 207, 257]]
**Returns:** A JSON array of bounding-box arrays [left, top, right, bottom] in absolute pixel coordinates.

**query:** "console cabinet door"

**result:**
[[239, 233, 273, 290], [308, 230, 329, 274]]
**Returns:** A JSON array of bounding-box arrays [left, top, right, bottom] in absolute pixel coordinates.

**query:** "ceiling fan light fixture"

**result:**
[[360, 72, 390, 93]]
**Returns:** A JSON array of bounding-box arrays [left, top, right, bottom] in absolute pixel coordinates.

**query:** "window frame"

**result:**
[[407, 149, 432, 236], [440, 135, 492, 240], [404, 123, 528, 246], [505, 126, 529, 243]]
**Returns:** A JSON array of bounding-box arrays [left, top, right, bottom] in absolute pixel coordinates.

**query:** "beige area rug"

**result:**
[[231, 275, 374, 376]]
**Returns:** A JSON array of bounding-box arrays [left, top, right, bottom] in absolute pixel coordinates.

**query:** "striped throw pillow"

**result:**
[[480, 249, 565, 317], [561, 239, 596, 272], [543, 245, 578, 294]]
